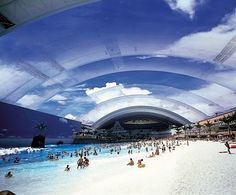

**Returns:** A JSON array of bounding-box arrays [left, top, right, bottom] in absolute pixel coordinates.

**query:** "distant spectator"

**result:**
[[225, 141, 231, 154]]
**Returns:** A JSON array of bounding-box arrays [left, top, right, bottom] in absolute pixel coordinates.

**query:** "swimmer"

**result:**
[[5, 171, 13, 178]]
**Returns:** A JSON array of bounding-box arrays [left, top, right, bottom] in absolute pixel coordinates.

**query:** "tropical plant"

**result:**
[[195, 122, 202, 137], [230, 111, 236, 124], [186, 123, 194, 137], [220, 115, 232, 135], [34, 122, 47, 135], [175, 127, 182, 138], [127, 130, 132, 139], [205, 120, 213, 135], [182, 125, 188, 138]]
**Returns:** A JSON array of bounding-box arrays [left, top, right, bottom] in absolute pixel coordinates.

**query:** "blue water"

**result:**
[[0, 143, 133, 194], [0, 144, 86, 168], [0, 143, 129, 168]]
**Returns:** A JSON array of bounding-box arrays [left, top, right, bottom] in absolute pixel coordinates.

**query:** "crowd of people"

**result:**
[[62, 139, 184, 172], [125, 139, 183, 168], [2, 138, 235, 178]]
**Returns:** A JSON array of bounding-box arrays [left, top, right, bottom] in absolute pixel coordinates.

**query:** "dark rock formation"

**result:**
[[56, 140, 64, 145], [31, 135, 45, 148], [0, 190, 16, 195]]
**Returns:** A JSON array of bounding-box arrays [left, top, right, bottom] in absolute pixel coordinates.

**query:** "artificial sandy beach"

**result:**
[[71, 141, 235, 195], [1, 140, 235, 195]]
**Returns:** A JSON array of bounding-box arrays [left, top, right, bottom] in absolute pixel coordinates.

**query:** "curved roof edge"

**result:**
[[92, 106, 190, 129], [0, 0, 98, 36]]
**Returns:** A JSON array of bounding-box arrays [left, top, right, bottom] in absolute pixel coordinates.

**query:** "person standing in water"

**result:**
[[64, 165, 70, 171], [225, 141, 231, 154], [77, 156, 84, 169], [155, 147, 159, 155]]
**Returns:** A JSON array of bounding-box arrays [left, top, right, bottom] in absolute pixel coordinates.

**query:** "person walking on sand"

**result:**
[[225, 141, 231, 154]]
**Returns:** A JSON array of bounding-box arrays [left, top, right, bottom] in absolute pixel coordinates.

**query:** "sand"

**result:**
[[63, 141, 236, 195]]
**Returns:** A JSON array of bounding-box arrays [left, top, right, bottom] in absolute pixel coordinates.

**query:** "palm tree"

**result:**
[[175, 127, 182, 138], [230, 111, 236, 122], [195, 122, 202, 137], [220, 115, 232, 135], [205, 120, 213, 136], [128, 130, 132, 139], [182, 125, 188, 138], [187, 123, 194, 137], [32, 122, 47, 148], [35, 122, 47, 135]]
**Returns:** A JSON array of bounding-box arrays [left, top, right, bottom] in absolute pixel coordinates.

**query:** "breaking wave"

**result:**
[[0, 147, 43, 156]]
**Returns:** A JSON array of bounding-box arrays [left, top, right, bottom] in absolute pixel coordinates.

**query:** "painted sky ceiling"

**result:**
[[0, 0, 236, 124]]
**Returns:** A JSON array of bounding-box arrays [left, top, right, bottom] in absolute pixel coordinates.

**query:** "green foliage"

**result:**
[[195, 122, 201, 129], [220, 116, 231, 124], [231, 111, 236, 122], [34, 123, 47, 132], [205, 120, 213, 134], [175, 127, 182, 138], [219, 112, 236, 135], [175, 127, 182, 134], [182, 125, 188, 131], [205, 120, 212, 127], [186, 123, 193, 129]]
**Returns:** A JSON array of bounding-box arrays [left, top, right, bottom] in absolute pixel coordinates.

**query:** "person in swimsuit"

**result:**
[[137, 159, 145, 168], [77, 157, 84, 169], [127, 158, 134, 166]]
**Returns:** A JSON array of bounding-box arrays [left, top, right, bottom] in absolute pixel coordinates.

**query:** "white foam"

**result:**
[[0, 147, 42, 156]]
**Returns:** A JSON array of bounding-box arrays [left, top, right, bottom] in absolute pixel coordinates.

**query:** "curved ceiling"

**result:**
[[56, 82, 223, 119], [0, 0, 236, 125], [81, 95, 207, 123], [92, 106, 190, 129]]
